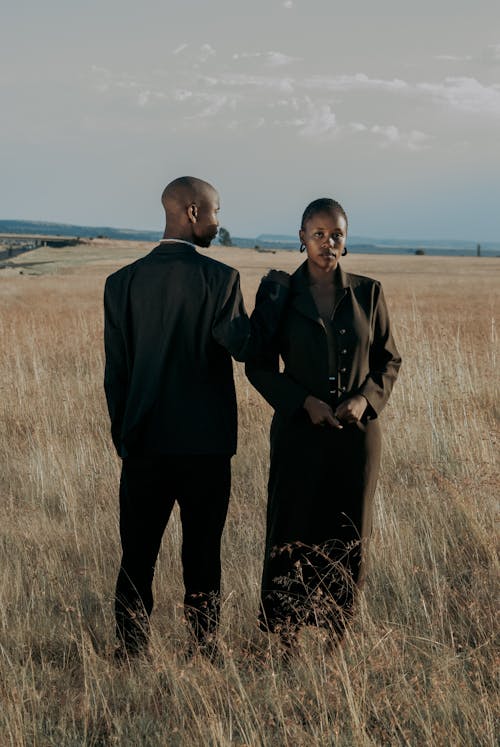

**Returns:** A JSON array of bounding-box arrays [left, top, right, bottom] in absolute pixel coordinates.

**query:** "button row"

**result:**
[[329, 376, 347, 394]]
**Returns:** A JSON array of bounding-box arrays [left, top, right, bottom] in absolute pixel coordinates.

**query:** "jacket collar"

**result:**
[[151, 240, 197, 255], [291, 261, 350, 324]]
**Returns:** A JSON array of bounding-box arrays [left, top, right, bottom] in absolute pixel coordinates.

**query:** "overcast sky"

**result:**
[[1, 0, 499, 240]]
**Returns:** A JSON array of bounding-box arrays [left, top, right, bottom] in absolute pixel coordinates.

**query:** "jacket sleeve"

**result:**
[[358, 283, 401, 416], [212, 270, 290, 362], [245, 348, 310, 418], [245, 281, 310, 418], [103, 276, 129, 454]]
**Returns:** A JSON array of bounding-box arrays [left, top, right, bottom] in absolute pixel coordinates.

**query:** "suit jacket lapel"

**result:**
[[332, 266, 349, 318], [291, 262, 323, 325], [291, 261, 350, 324]]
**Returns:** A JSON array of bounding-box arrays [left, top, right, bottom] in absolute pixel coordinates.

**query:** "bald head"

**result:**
[[161, 176, 220, 247], [162, 176, 216, 214]]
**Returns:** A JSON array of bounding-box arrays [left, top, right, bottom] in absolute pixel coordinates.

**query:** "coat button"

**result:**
[[340, 367, 346, 373], [341, 385, 346, 392], [341, 349, 347, 355], [339, 328, 346, 334]]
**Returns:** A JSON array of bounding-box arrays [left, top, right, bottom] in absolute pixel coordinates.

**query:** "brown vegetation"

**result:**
[[0, 243, 498, 745]]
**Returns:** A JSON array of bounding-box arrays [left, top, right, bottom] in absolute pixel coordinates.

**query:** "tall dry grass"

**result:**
[[0, 251, 498, 746]]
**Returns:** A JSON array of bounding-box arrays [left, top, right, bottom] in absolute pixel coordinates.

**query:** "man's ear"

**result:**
[[187, 203, 198, 223], [299, 229, 305, 243]]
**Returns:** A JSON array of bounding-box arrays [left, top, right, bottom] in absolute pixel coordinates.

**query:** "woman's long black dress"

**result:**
[[246, 262, 401, 634]]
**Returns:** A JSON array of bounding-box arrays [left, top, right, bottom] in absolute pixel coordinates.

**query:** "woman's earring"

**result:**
[[300, 243, 306, 253], [341, 246, 348, 256]]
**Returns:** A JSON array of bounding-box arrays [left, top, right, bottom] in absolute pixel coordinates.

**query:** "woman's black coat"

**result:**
[[246, 261, 401, 631]]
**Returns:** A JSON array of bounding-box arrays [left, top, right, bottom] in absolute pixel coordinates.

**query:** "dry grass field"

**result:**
[[0, 241, 498, 746]]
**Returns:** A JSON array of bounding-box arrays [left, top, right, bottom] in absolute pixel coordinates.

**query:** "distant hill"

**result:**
[[1, 220, 498, 256], [244, 233, 500, 256], [0, 219, 162, 243], [256, 232, 499, 252], [256, 233, 298, 243]]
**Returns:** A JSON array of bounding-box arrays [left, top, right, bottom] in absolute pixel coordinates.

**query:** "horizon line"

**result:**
[[0, 218, 497, 246]]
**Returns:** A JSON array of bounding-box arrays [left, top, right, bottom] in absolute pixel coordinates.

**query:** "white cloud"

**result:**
[[487, 43, 500, 61], [406, 130, 433, 151], [267, 52, 297, 66], [197, 94, 228, 118], [371, 124, 400, 144], [88, 60, 499, 144], [199, 44, 216, 63], [174, 89, 193, 102], [90, 64, 111, 76], [304, 73, 408, 93], [116, 80, 139, 90], [189, 92, 246, 119], [203, 72, 295, 93], [201, 76, 219, 87], [137, 90, 151, 107], [370, 125, 432, 150], [172, 44, 188, 55], [232, 50, 298, 66], [137, 90, 166, 107], [296, 100, 338, 137], [435, 44, 500, 65], [435, 54, 473, 62], [90, 64, 112, 92], [350, 122, 367, 132], [418, 76, 500, 115]]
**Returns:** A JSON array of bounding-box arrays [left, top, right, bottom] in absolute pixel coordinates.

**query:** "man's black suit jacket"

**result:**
[[104, 241, 285, 458]]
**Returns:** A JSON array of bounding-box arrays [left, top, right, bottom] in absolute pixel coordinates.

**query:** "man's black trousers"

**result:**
[[115, 454, 231, 654]]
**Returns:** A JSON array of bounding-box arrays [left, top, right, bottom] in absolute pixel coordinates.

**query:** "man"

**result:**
[[104, 176, 288, 659]]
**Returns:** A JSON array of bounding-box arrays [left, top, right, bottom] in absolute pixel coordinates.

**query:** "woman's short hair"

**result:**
[[301, 198, 348, 230]]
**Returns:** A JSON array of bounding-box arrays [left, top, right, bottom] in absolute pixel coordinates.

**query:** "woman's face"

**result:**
[[300, 210, 347, 276]]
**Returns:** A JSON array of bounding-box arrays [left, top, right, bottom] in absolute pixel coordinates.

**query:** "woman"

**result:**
[[246, 198, 401, 642]]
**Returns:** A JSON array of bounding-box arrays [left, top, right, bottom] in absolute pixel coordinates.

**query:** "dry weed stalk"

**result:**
[[0, 253, 498, 746]]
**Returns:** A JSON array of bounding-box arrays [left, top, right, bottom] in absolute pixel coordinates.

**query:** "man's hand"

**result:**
[[334, 394, 368, 424], [303, 395, 343, 428], [263, 269, 290, 288]]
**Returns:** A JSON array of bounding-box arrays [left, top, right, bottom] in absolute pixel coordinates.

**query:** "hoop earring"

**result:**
[[341, 246, 348, 256], [300, 243, 306, 253]]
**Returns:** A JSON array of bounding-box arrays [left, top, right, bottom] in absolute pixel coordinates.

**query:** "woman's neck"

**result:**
[[307, 261, 339, 286]]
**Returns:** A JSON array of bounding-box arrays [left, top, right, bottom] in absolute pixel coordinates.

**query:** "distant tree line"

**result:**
[[218, 227, 233, 246]]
